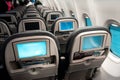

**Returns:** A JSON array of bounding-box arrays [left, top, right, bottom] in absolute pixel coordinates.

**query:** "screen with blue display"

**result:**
[[16, 41, 47, 59], [85, 17, 92, 27], [82, 35, 104, 51], [59, 21, 74, 31], [110, 25, 120, 58]]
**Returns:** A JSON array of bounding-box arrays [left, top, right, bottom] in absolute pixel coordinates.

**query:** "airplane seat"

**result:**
[[6, 10, 21, 20], [0, 19, 11, 44], [25, 7, 36, 13], [26, 5, 36, 9], [25, 10, 39, 14], [40, 7, 50, 14], [2, 31, 60, 80], [0, 19, 11, 64], [12, 6, 26, 17], [26, 7, 37, 11], [23, 13, 41, 18], [63, 27, 111, 80], [37, 6, 50, 17], [0, 14, 18, 34], [42, 9, 53, 18], [36, 6, 43, 13], [18, 17, 47, 33], [83, 13, 92, 27], [36, 5, 44, 9], [0, 20, 11, 80], [45, 11, 63, 31], [51, 17, 79, 54], [24, 7, 41, 18], [11, 10, 23, 18]]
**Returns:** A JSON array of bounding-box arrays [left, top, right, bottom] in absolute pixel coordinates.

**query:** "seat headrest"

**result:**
[[66, 27, 111, 63], [18, 17, 47, 32], [51, 17, 79, 34], [45, 11, 63, 21]]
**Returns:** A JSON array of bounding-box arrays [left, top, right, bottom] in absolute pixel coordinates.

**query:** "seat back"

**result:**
[[42, 10, 53, 18], [2, 31, 60, 80], [18, 18, 47, 32], [40, 7, 50, 14], [6, 10, 21, 20], [0, 14, 17, 34], [0, 19, 11, 43], [45, 11, 63, 31], [13, 6, 26, 16], [25, 10, 38, 13], [51, 18, 79, 54], [52, 18, 79, 35], [23, 13, 41, 18], [64, 27, 111, 80], [0, 14, 17, 25], [0, 19, 11, 69]]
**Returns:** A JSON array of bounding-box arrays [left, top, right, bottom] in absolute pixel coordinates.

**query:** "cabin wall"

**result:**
[[93, 0, 120, 26], [39, 0, 120, 27], [72, 0, 90, 27]]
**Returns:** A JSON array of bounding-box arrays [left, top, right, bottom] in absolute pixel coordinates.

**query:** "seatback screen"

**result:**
[[16, 41, 47, 59], [82, 35, 104, 51], [59, 21, 74, 31], [51, 14, 59, 20], [25, 22, 39, 30]]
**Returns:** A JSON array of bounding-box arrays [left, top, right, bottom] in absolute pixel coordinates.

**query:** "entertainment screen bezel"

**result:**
[[50, 14, 59, 21], [23, 22, 40, 31], [13, 39, 50, 62], [80, 34, 106, 52], [59, 21, 74, 32]]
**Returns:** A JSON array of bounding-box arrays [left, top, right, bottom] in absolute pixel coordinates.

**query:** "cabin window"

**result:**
[[83, 14, 92, 27], [109, 24, 120, 58]]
